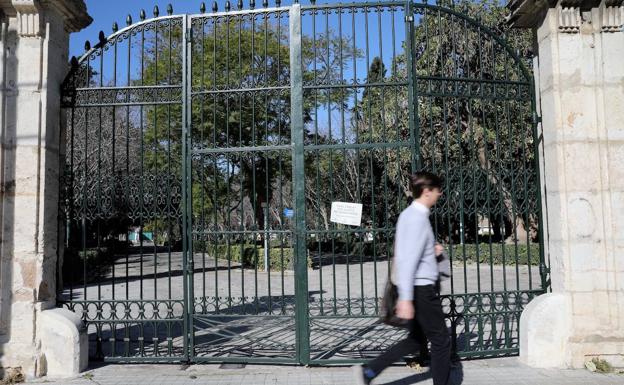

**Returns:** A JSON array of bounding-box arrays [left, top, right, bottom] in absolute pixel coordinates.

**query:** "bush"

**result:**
[[197, 243, 304, 271], [63, 246, 115, 284], [448, 243, 541, 265]]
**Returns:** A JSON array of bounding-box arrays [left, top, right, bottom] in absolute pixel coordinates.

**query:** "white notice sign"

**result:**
[[330, 202, 363, 226]]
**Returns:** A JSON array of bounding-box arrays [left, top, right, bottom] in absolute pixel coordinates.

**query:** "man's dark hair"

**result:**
[[410, 171, 443, 199]]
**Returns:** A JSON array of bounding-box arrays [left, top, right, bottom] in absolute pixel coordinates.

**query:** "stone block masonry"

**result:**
[[0, 0, 91, 379]]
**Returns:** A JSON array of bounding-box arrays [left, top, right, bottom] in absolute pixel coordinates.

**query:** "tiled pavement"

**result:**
[[31, 358, 624, 385]]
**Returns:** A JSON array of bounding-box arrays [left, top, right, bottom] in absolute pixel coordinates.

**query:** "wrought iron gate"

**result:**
[[59, 0, 548, 364]]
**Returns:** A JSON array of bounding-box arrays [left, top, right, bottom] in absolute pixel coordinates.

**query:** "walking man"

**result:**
[[353, 171, 451, 385]]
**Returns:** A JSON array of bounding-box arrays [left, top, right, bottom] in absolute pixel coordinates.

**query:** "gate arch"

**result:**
[[59, 0, 547, 364]]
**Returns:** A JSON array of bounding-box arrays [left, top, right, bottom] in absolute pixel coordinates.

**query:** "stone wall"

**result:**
[[509, 0, 624, 369], [0, 0, 91, 378]]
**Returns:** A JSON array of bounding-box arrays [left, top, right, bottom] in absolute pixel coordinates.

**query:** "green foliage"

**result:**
[[348, 0, 538, 242], [449, 243, 541, 265], [136, 19, 361, 231], [195, 242, 301, 271], [591, 357, 614, 373]]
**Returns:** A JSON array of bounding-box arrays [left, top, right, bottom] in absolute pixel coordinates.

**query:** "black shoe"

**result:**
[[351, 365, 372, 385]]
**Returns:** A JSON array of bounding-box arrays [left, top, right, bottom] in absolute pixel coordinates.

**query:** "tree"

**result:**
[[138, 17, 361, 238], [351, 0, 537, 243]]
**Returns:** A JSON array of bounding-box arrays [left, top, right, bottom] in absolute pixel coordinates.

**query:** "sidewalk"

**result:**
[[30, 358, 624, 385]]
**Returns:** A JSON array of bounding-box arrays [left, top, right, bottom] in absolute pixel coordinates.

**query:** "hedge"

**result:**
[[448, 243, 541, 265], [196, 243, 303, 271]]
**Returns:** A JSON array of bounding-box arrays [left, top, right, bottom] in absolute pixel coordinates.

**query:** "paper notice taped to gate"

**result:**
[[330, 202, 363, 226]]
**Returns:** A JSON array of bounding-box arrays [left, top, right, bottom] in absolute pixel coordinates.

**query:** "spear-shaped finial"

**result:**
[[97, 31, 106, 47]]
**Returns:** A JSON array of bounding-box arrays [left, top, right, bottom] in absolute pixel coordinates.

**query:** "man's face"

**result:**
[[424, 187, 443, 206]]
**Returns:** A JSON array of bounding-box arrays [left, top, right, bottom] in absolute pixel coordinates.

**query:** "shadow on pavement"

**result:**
[[378, 361, 464, 385]]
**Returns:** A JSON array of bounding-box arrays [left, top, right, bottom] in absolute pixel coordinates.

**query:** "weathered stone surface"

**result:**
[[38, 308, 88, 378], [0, 0, 90, 378], [520, 293, 570, 367], [511, 0, 624, 369]]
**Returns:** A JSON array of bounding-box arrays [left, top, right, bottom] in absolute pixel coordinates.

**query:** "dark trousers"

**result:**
[[368, 285, 451, 385]]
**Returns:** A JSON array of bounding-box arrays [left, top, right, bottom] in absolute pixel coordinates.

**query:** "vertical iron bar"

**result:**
[[97, 45, 103, 303], [198, 14, 206, 314], [112, 32, 117, 302], [277, 11, 286, 315], [167, 15, 173, 302], [140, 21, 146, 302], [153, 18, 159, 303], [125, 31, 132, 301], [263, 11, 272, 312], [405, 1, 417, 172], [289, 3, 309, 365], [83, 54, 91, 303], [531, 73, 548, 292], [182, 13, 192, 361], [213, 16, 220, 314]]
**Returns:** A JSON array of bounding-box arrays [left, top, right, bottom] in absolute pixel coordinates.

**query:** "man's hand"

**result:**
[[395, 300, 414, 320], [435, 242, 445, 257]]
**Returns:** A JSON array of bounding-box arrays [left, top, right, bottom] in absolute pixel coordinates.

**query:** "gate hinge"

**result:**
[[405, 15, 414, 22]]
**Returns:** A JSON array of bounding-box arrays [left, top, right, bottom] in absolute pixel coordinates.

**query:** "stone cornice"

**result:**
[[600, 2, 624, 31], [506, 0, 556, 28], [0, 0, 91, 35], [507, 0, 623, 32], [42, 0, 92, 33], [11, 0, 42, 37]]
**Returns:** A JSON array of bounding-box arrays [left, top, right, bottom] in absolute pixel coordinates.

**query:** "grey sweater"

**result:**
[[392, 201, 439, 301]]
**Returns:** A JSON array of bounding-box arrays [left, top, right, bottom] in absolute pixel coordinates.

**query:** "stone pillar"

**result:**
[[508, 0, 624, 369], [0, 0, 91, 378]]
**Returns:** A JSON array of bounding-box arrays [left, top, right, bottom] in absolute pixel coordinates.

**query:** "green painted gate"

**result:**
[[59, 0, 548, 364]]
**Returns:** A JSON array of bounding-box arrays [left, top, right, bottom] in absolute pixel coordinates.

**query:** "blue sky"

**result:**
[[70, 0, 407, 64], [70, 0, 411, 140]]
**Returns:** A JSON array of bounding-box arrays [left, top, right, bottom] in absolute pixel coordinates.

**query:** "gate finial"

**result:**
[[225, 1, 231, 12], [140, 9, 146, 21], [84, 40, 91, 51], [153, 5, 160, 18], [250, 0, 255, 9], [212, 1, 218, 12], [263, 0, 268, 8], [97, 31, 107, 47], [167, 4, 173, 15], [276, 0, 280, 6], [126, 14, 133, 26], [200, 2, 206, 13], [238, 0, 243, 10], [112, 22, 118, 33]]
